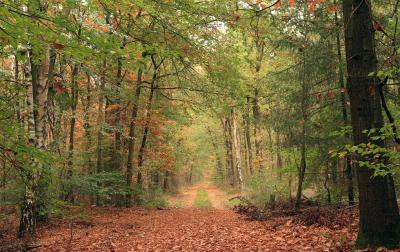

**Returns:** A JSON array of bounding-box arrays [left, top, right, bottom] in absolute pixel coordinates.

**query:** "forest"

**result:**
[[1, 0, 400, 251]]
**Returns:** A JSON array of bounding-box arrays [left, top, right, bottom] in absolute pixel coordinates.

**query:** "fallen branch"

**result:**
[[26, 244, 42, 250]]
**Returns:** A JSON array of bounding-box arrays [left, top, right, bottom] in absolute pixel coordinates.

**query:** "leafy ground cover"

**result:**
[[0, 185, 392, 251]]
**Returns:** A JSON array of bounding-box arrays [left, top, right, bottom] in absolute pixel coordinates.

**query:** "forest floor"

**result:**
[[0, 182, 375, 251]]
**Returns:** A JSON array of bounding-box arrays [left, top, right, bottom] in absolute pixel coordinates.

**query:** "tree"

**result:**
[[343, 0, 400, 248]]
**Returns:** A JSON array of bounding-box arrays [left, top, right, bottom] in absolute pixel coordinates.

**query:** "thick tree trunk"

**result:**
[[343, 0, 400, 248], [231, 107, 245, 192], [18, 45, 50, 238], [126, 69, 142, 207]]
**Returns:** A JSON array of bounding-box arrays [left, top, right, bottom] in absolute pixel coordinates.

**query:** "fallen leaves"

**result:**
[[17, 204, 358, 251]]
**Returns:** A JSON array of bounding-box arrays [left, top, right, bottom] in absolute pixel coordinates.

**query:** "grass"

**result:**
[[194, 189, 213, 209]]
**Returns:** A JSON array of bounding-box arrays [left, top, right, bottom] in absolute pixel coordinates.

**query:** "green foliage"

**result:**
[[245, 170, 280, 208], [330, 124, 400, 177], [141, 189, 168, 209]]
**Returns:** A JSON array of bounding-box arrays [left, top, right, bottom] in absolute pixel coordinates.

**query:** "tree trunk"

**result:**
[[231, 107, 245, 192], [245, 96, 253, 174], [96, 60, 106, 206], [223, 116, 235, 186], [67, 62, 79, 203], [18, 45, 50, 238], [126, 69, 142, 207], [253, 88, 262, 169], [294, 139, 306, 209], [137, 77, 155, 186], [83, 73, 95, 205], [343, 0, 400, 248]]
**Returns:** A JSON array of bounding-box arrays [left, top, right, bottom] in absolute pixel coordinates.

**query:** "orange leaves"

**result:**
[[308, 3, 315, 14], [257, 0, 262, 3], [327, 4, 338, 13], [273, 0, 281, 9], [288, 0, 295, 7]]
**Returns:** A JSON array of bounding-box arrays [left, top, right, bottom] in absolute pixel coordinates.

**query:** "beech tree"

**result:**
[[343, 0, 400, 248]]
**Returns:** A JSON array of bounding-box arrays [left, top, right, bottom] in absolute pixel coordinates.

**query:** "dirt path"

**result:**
[[180, 182, 229, 209], [10, 184, 358, 251]]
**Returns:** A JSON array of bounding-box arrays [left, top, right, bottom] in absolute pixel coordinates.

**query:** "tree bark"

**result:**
[[294, 137, 306, 209], [253, 88, 262, 169], [343, 0, 400, 248], [18, 45, 50, 238], [67, 62, 79, 203], [137, 74, 156, 186], [222, 116, 235, 186], [231, 107, 245, 192], [245, 95, 253, 174], [96, 60, 106, 206]]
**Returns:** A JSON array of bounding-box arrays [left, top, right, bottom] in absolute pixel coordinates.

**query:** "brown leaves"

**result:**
[[29, 205, 358, 251], [52, 41, 65, 50], [54, 81, 67, 94], [369, 85, 375, 97], [327, 89, 335, 99]]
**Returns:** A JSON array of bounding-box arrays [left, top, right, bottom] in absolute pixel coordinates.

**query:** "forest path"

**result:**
[[31, 183, 358, 251], [180, 181, 228, 209]]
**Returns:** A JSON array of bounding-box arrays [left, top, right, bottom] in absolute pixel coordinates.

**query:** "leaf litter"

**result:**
[[0, 186, 391, 251]]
